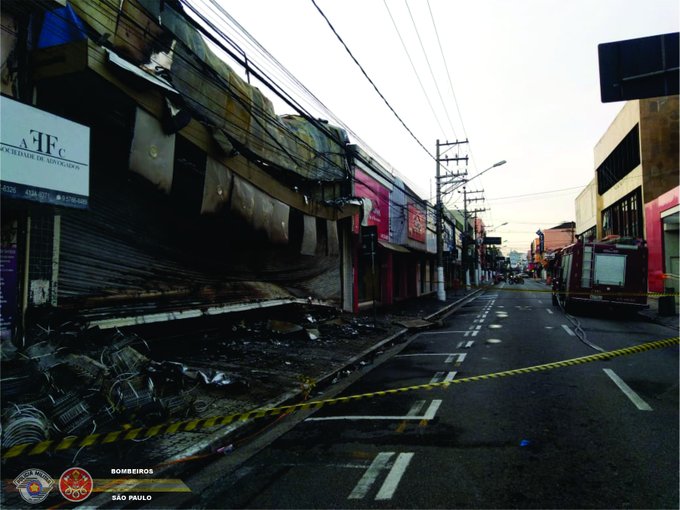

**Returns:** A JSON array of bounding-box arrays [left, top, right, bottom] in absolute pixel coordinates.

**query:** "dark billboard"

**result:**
[[598, 32, 679, 103]]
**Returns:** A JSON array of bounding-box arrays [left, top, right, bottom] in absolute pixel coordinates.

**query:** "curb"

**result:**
[[83, 288, 485, 508], [425, 288, 485, 322], [171, 288, 485, 459]]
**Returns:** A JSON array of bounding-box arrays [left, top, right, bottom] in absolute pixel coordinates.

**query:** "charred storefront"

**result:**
[[0, 1, 459, 470], [0, 0, 365, 461], [1, 0, 357, 341]]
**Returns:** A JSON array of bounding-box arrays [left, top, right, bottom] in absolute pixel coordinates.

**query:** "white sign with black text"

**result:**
[[0, 96, 90, 208]]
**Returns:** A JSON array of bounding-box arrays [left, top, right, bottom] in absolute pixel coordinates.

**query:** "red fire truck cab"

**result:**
[[551, 239, 648, 311]]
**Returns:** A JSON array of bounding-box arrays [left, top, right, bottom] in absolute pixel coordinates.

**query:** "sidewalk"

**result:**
[[1, 287, 481, 509], [639, 295, 679, 330]]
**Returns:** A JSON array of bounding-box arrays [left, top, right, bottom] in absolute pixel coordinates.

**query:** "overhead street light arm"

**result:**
[[449, 160, 507, 192], [485, 221, 508, 233]]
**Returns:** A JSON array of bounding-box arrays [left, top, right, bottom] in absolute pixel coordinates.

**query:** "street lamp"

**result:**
[[485, 222, 508, 233], [448, 160, 506, 194]]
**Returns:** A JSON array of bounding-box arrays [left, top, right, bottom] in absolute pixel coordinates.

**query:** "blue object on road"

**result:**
[[519, 439, 531, 447]]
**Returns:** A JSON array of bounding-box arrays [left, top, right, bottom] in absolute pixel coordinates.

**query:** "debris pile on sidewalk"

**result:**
[[1, 324, 202, 451], [0, 293, 469, 510], [0, 305, 392, 454]]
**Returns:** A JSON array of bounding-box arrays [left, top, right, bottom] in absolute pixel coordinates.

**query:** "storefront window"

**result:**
[[663, 210, 679, 283], [601, 187, 643, 239]]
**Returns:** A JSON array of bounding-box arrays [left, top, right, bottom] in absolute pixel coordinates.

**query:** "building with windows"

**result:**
[[529, 222, 576, 278], [575, 95, 679, 293]]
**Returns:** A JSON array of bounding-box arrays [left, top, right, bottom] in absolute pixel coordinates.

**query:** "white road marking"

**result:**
[[445, 353, 466, 363], [430, 370, 458, 383], [396, 353, 465, 358], [546, 308, 554, 314], [457, 341, 464, 348], [283, 462, 367, 469], [603, 369, 653, 411], [561, 324, 576, 336], [538, 300, 543, 304], [375, 453, 414, 500], [430, 371, 446, 383], [421, 399, 442, 419], [348, 452, 393, 499], [406, 400, 427, 416], [418, 330, 468, 335], [465, 340, 474, 348], [471, 330, 479, 337], [444, 371, 458, 382], [308, 400, 443, 422]]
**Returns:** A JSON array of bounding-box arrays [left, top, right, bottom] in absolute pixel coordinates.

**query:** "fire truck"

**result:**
[[551, 238, 648, 311]]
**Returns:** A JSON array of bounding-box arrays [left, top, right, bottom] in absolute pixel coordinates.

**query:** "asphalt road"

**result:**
[[166, 280, 679, 509]]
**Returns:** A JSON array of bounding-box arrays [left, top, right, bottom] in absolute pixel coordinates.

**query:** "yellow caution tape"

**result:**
[[481, 286, 678, 298], [3, 336, 678, 459]]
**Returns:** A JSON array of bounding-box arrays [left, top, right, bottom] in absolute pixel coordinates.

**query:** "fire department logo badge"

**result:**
[[13, 468, 55, 504], [59, 467, 93, 502]]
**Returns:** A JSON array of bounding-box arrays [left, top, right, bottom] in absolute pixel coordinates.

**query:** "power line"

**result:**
[[201, 0, 399, 177], [426, 0, 468, 144], [198, 0, 430, 200], [36, 0, 350, 183], [404, 0, 457, 139], [486, 186, 584, 202], [32, 0, 458, 223], [425, 0, 490, 202], [309, 0, 435, 161], [382, 0, 446, 137], [183, 1, 444, 213]]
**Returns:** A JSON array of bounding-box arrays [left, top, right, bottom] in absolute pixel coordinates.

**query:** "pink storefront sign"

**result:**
[[407, 202, 426, 242], [353, 168, 389, 241]]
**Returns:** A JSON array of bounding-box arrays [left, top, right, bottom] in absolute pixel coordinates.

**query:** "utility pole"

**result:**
[[435, 139, 468, 301], [470, 207, 487, 285], [460, 187, 484, 288]]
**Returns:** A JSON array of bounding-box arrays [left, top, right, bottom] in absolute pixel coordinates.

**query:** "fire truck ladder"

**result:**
[[582, 245, 594, 288]]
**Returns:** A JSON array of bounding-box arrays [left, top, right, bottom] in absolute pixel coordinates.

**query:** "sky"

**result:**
[[193, 0, 679, 254]]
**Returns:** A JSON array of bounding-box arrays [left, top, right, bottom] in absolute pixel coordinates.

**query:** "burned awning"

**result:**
[[105, 47, 179, 95], [69, 0, 349, 182]]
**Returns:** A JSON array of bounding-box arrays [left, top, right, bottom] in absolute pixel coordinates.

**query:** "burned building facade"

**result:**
[[0, 1, 456, 462], [1, 0, 364, 342]]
